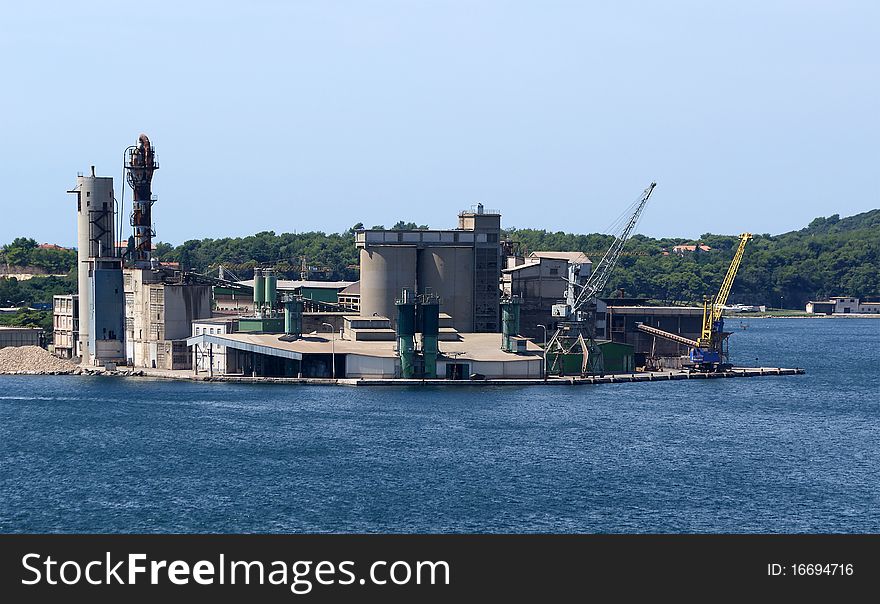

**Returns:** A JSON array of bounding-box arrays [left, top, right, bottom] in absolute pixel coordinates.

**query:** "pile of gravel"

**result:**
[[0, 346, 76, 374]]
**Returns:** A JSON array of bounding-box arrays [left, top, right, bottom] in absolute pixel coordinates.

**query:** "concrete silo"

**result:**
[[418, 247, 474, 332], [68, 167, 117, 360], [359, 246, 417, 327]]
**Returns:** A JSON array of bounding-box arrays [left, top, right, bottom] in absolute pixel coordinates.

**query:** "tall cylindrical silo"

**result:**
[[396, 289, 416, 379], [359, 246, 417, 327], [420, 294, 440, 378], [253, 268, 265, 311], [418, 247, 474, 332], [69, 168, 115, 359], [265, 268, 277, 312]]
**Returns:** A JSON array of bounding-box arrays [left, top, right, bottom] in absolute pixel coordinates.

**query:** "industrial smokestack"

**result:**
[[125, 134, 158, 265]]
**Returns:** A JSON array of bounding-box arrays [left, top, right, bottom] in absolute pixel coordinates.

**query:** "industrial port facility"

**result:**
[[50, 134, 799, 383]]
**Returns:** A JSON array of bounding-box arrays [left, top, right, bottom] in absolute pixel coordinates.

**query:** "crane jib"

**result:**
[[570, 182, 656, 313], [698, 232, 752, 348]]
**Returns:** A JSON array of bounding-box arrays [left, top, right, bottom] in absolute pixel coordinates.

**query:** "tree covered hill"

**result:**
[[507, 209, 880, 307], [1, 210, 877, 310]]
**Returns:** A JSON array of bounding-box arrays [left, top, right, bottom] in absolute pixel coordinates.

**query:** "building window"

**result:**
[[549, 268, 558, 275]]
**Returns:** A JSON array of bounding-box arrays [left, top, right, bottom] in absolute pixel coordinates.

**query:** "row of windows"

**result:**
[[194, 326, 225, 335]]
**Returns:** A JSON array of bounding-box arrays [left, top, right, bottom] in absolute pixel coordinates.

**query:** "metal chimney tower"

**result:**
[[125, 134, 158, 263]]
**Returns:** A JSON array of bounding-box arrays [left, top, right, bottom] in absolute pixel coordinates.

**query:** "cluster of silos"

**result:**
[[395, 289, 441, 379], [253, 268, 278, 318], [360, 247, 416, 326], [360, 246, 474, 332], [68, 167, 125, 364], [418, 247, 474, 332]]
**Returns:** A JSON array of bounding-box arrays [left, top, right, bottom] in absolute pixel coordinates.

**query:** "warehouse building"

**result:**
[[187, 329, 543, 379], [595, 299, 704, 368], [806, 296, 880, 315], [0, 326, 42, 349]]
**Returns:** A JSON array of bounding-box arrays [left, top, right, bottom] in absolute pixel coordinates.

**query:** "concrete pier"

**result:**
[[128, 366, 805, 386]]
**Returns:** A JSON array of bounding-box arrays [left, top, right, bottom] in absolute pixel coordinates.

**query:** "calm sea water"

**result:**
[[1, 318, 878, 533]]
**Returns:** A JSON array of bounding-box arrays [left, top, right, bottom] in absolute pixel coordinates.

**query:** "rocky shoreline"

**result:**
[[0, 367, 147, 376], [0, 346, 147, 377]]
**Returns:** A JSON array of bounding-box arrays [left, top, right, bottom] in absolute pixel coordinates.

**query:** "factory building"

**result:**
[[594, 299, 705, 368], [356, 205, 502, 332], [61, 135, 214, 369], [52, 294, 79, 359], [123, 267, 212, 370], [501, 251, 592, 341]]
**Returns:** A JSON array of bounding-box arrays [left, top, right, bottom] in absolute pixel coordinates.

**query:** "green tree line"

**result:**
[[1, 210, 877, 316], [508, 210, 879, 307], [0, 237, 77, 274]]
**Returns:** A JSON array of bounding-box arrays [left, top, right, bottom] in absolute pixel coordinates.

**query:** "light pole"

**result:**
[[322, 322, 335, 379], [536, 324, 548, 381]]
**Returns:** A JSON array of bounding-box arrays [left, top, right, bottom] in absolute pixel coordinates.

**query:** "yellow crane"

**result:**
[[691, 232, 752, 365], [635, 232, 752, 370]]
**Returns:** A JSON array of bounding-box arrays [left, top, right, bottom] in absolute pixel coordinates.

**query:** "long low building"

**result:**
[[214, 280, 355, 313], [187, 331, 543, 379], [0, 326, 42, 349], [595, 301, 705, 367]]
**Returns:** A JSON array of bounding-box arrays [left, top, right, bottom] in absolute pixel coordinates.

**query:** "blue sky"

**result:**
[[1, 1, 877, 246]]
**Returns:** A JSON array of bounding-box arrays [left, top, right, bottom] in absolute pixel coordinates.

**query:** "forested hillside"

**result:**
[[1, 210, 877, 311], [507, 210, 880, 307]]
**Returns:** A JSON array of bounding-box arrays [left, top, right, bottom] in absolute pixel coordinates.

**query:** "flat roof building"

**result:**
[[187, 331, 542, 380]]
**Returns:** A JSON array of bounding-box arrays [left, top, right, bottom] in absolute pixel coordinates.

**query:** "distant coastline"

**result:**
[[730, 312, 880, 319]]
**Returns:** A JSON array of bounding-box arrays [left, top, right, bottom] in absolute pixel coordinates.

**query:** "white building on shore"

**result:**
[[806, 296, 880, 315]]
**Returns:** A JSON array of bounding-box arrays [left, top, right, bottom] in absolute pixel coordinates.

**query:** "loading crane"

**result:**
[[546, 182, 657, 375], [690, 232, 752, 366], [636, 232, 752, 370]]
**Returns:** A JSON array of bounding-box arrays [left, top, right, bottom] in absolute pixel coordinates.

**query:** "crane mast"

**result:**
[[698, 232, 752, 347], [546, 182, 656, 375]]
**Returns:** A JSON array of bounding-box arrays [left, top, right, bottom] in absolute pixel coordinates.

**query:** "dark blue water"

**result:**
[[1, 318, 878, 533]]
